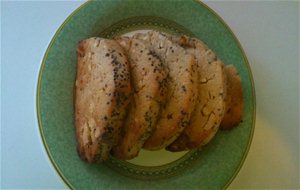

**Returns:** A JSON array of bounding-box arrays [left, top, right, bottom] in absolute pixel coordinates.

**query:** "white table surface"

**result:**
[[1, 1, 299, 189]]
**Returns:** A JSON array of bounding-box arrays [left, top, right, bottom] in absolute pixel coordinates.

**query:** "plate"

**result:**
[[37, 1, 255, 189]]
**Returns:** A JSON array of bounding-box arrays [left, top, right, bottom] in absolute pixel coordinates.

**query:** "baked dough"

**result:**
[[112, 37, 168, 159], [220, 64, 244, 129], [167, 36, 226, 151], [75, 38, 131, 162], [134, 31, 198, 150]]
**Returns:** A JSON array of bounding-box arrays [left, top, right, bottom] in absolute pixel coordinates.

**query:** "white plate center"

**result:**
[[127, 149, 189, 167]]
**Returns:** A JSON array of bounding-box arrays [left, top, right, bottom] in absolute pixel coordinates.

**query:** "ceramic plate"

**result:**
[[37, 1, 255, 189]]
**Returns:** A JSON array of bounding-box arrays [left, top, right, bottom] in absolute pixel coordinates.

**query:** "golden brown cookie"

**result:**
[[167, 36, 226, 152], [220, 64, 244, 130], [112, 37, 168, 159], [75, 38, 131, 162], [133, 31, 198, 150]]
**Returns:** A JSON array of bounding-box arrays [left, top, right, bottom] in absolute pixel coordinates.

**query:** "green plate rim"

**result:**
[[36, 0, 256, 189]]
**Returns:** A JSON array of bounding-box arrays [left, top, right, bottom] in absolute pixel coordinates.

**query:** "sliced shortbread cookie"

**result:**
[[220, 64, 244, 129], [112, 37, 168, 159], [167, 36, 226, 152], [133, 31, 198, 150], [75, 38, 131, 162]]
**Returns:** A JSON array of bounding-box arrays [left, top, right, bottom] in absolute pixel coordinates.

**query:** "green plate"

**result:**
[[37, 0, 255, 189]]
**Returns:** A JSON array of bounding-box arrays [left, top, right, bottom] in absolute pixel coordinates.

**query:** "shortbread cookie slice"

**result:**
[[134, 31, 198, 150], [220, 64, 244, 130], [112, 37, 168, 159], [75, 38, 131, 162], [167, 36, 226, 151]]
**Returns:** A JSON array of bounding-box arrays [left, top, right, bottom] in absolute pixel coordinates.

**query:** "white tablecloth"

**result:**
[[1, 1, 299, 189]]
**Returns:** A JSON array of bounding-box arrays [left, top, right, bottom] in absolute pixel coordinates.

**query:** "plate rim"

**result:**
[[36, 0, 256, 189]]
